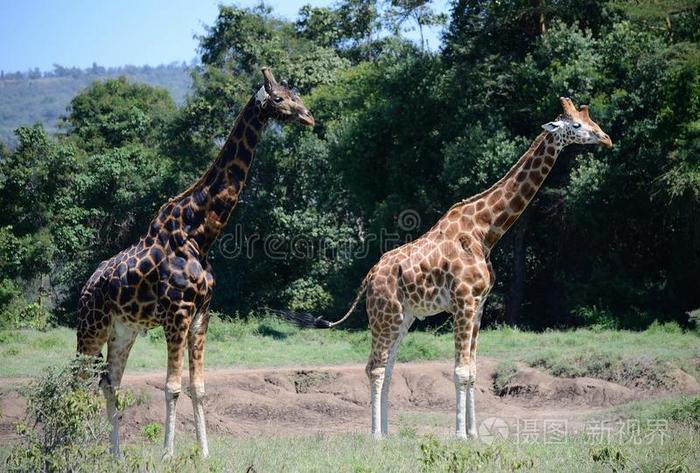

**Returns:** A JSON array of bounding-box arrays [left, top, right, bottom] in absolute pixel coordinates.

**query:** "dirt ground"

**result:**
[[1, 358, 698, 443]]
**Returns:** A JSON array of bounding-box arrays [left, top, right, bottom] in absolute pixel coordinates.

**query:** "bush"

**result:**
[[687, 309, 700, 334], [645, 320, 684, 335], [526, 349, 621, 379], [14, 302, 51, 331], [492, 360, 519, 395], [3, 358, 187, 472], [526, 350, 678, 389], [0, 286, 51, 331], [142, 423, 162, 442], [283, 277, 333, 313], [668, 396, 700, 427], [418, 435, 533, 472], [0, 279, 22, 315], [573, 305, 618, 331], [589, 445, 628, 472], [0, 281, 27, 330], [5, 356, 116, 472]]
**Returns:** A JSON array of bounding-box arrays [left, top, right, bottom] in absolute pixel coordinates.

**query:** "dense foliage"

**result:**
[[5, 357, 196, 472], [6, 358, 112, 472], [0, 0, 698, 330]]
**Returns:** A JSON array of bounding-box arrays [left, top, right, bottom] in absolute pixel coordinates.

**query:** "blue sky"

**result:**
[[0, 0, 449, 73]]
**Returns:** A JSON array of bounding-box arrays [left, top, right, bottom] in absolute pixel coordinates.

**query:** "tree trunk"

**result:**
[[532, 0, 546, 36]]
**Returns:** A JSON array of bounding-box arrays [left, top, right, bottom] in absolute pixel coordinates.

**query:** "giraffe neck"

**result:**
[[149, 94, 268, 256], [448, 132, 564, 250], [482, 132, 563, 247]]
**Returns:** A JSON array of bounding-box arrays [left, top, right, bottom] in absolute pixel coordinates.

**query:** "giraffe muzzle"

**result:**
[[298, 110, 315, 126]]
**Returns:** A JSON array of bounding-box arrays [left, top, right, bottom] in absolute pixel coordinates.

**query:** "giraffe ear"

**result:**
[[542, 121, 563, 132]]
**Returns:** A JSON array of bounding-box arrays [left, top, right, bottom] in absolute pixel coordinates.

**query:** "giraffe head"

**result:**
[[256, 67, 315, 126], [542, 97, 612, 148]]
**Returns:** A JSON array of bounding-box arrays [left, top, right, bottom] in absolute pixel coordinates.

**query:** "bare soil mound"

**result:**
[[497, 366, 636, 406], [1, 358, 698, 443]]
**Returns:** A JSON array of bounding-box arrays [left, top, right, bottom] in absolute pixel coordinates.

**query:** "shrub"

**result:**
[[5, 356, 116, 472], [589, 446, 627, 472], [526, 350, 620, 379], [667, 396, 700, 427], [573, 305, 618, 331], [283, 277, 333, 313], [4, 358, 172, 472], [492, 360, 519, 395], [15, 302, 51, 331], [0, 279, 23, 328], [142, 423, 162, 442], [687, 309, 700, 334], [645, 321, 684, 335], [418, 435, 533, 472], [616, 356, 673, 389], [0, 289, 51, 331]]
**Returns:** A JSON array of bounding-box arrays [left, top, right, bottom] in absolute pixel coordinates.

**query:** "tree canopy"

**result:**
[[1, 0, 698, 330]]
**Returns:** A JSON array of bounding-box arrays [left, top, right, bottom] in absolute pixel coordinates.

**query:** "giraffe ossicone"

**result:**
[[278, 97, 612, 439], [76, 67, 314, 459]]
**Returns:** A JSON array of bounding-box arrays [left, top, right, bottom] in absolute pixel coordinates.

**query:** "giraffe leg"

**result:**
[[453, 298, 478, 439], [465, 299, 485, 437], [188, 309, 210, 458], [366, 308, 403, 439], [102, 320, 138, 457], [76, 307, 117, 453], [380, 314, 414, 435], [366, 354, 386, 439], [162, 309, 190, 460]]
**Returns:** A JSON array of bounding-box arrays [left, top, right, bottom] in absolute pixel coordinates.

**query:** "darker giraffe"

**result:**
[[76, 68, 314, 458], [281, 97, 612, 438]]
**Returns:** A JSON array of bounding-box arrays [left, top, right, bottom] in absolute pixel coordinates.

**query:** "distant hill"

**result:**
[[0, 62, 192, 146]]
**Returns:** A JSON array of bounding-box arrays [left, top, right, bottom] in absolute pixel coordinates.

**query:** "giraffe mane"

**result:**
[[166, 97, 254, 206]]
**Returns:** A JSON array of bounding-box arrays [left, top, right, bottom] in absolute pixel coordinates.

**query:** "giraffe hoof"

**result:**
[[161, 451, 174, 462]]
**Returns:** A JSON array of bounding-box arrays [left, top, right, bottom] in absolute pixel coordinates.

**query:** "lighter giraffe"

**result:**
[[281, 97, 612, 438], [76, 68, 314, 458]]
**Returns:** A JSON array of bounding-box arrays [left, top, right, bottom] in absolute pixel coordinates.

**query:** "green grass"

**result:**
[[6, 414, 696, 472], [596, 395, 700, 428], [2, 321, 697, 472], [0, 317, 698, 380]]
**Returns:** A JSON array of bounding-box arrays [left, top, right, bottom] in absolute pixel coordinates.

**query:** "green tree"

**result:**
[[385, 0, 447, 50], [65, 77, 176, 152], [2, 0, 699, 331]]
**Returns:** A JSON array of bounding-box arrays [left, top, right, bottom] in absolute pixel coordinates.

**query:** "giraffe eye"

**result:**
[[273, 96, 283, 103], [572, 122, 581, 129]]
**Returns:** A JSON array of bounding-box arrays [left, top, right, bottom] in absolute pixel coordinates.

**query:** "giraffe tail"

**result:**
[[266, 268, 374, 329], [265, 308, 333, 329]]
